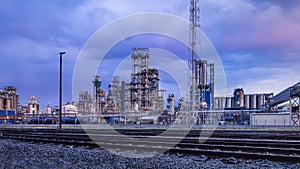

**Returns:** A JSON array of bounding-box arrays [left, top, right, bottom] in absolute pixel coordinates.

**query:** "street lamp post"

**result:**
[[59, 51, 66, 129]]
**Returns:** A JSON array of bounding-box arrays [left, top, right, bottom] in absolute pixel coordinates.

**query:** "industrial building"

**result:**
[[211, 88, 273, 126], [21, 98, 82, 124], [27, 96, 40, 115], [0, 86, 18, 111], [20, 96, 40, 116], [0, 86, 18, 124], [250, 112, 298, 126], [212, 83, 300, 126], [20, 96, 43, 124]]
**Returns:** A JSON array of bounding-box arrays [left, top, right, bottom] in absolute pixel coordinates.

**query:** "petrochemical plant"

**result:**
[[77, 47, 167, 124], [2, 41, 298, 126], [1, 0, 299, 127]]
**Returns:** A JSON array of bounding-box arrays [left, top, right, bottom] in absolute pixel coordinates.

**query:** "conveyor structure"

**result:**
[[270, 82, 300, 108]]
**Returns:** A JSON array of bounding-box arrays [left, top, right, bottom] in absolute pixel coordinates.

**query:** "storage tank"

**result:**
[[214, 97, 221, 109], [225, 97, 232, 109], [221, 97, 226, 109], [4, 86, 18, 111], [214, 97, 226, 109], [250, 94, 257, 109], [244, 95, 250, 109], [6, 98, 12, 110], [257, 94, 264, 109], [231, 98, 235, 109]]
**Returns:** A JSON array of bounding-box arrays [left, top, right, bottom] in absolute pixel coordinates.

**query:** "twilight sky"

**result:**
[[1, 0, 300, 109]]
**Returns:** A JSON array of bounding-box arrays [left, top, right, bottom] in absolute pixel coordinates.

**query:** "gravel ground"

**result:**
[[0, 139, 299, 169]]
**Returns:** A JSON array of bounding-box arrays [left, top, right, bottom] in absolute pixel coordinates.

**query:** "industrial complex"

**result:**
[[0, 0, 299, 127], [2, 1, 300, 168], [1, 49, 300, 126]]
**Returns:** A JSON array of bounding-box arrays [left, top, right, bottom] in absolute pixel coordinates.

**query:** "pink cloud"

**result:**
[[203, 1, 300, 52]]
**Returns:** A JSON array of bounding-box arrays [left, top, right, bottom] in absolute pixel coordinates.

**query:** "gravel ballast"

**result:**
[[0, 139, 299, 169]]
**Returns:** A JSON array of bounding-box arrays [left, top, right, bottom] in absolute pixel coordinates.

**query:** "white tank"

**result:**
[[63, 103, 79, 117], [225, 97, 232, 109], [244, 95, 250, 109]]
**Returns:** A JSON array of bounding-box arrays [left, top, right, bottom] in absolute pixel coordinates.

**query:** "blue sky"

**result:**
[[1, 0, 300, 109]]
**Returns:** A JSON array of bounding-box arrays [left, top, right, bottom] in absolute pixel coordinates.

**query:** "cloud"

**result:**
[[198, 0, 300, 97], [248, 0, 300, 13], [202, 0, 300, 52]]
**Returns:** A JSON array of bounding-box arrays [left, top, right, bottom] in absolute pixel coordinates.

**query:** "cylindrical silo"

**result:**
[[214, 97, 219, 109], [220, 97, 223, 109], [231, 98, 234, 108], [257, 94, 264, 109], [225, 97, 232, 109], [244, 94, 250, 109], [250, 94, 257, 109], [6, 98, 12, 110]]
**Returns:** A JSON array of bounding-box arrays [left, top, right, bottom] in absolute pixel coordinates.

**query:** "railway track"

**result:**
[[0, 128, 300, 162]]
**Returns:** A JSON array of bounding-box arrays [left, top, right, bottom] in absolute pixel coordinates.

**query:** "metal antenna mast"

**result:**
[[189, 0, 201, 112]]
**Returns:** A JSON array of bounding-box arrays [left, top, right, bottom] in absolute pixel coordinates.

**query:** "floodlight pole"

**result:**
[[59, 51, 66, 129]]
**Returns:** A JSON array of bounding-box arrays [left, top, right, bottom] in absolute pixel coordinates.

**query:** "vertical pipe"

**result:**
[[121, 81, 125, 112], [209, 63, 214, 109], [202, 60, 207, 86], [0, 98, 3, 110]]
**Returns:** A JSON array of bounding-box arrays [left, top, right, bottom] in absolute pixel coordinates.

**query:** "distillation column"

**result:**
[[130, 47, 164, 112], [130, 47, 149, 110]]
